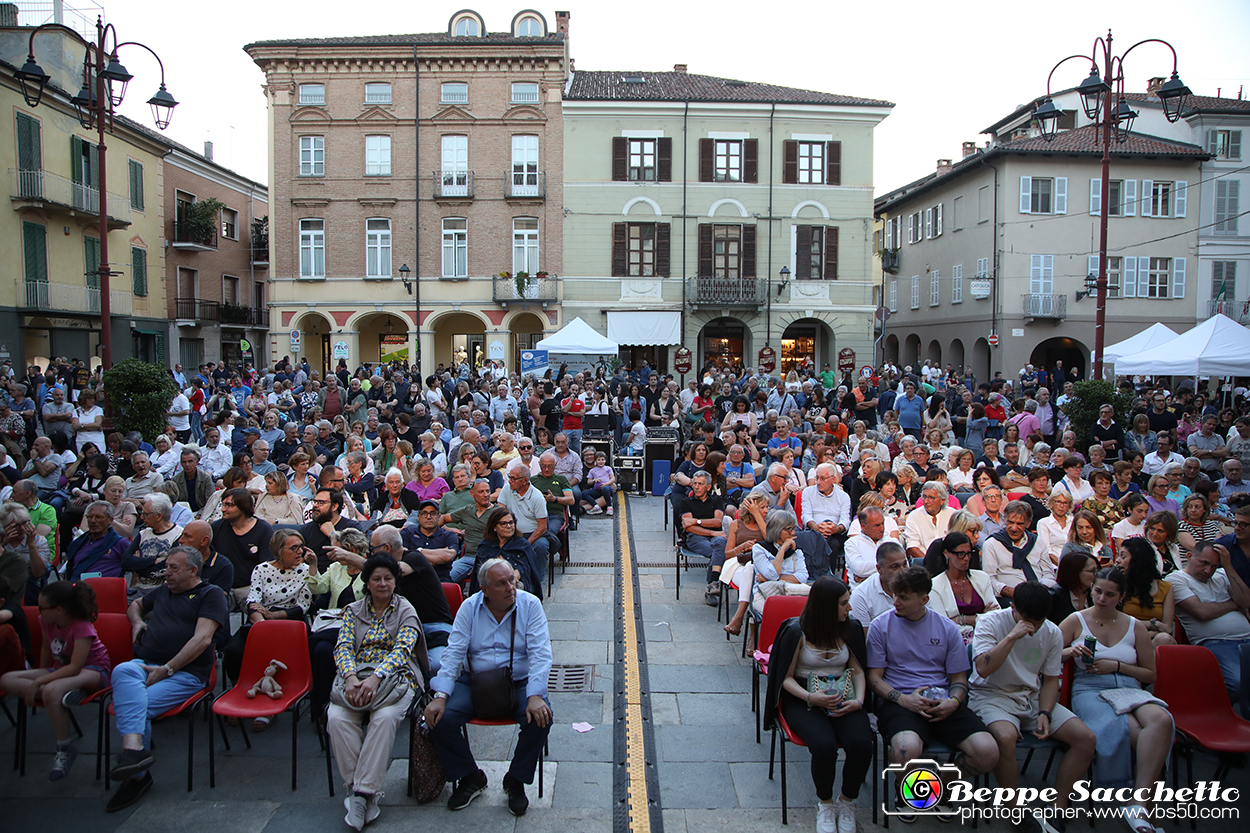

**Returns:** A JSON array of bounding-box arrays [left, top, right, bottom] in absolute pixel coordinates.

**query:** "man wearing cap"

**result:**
[[402, 500, 461, 581]]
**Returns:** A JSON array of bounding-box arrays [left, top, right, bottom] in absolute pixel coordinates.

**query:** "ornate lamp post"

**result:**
[[1033, 30, 1189, 380]]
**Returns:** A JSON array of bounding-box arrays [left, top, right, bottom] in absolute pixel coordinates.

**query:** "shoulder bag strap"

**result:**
[[508, 607, 517, 672]]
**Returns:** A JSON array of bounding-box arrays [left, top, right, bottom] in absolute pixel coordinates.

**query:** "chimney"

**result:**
[[554, 10, 570, 36], [1146, 76, 1165, 94], [962, 141, 978, 159], [0, 4, 18, 26], [936, 159, 953, 176], [673, 63, 688, 73], [204, 141, 213, 161]]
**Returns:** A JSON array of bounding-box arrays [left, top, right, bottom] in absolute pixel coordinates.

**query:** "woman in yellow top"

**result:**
[[1114, 538, 1176, 648]]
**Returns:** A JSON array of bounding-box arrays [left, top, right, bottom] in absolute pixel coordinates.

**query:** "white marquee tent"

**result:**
[[1102, 322, 1179, 364], [536, 317, 619, 354], [1114, 314, 1250, 376]]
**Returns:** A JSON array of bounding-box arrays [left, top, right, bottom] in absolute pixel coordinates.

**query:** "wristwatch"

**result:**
[[433, 691, 449, 701], [163, 664, 175, 676]]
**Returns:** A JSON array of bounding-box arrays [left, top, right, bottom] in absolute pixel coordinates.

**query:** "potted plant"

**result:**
[[184, 197, 224, 246], [514, 270, 529, 298], [251, 215, 269, 260], [877, 246, 900, 272]]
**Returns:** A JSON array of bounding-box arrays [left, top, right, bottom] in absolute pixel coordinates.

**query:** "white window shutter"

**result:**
[[924, 208, 932, 239], [886, 219, 893, 249], [1174, 181, 1187, 218], [1208, 129, 1219, 154], [1020, 176, 1032, 214], [1124, 179, 1137, 216], [1055, 177, 1068, 214], [1030, 255, 1041, 293], [1171, 257, 1186, 299], [1088, 254, 1100, 281], [935, 204, 944, 236], [1123, 255, 1138, 297], [1090, 178, 1102, 215], [1231, 131, 1242, 161], [1141, 180, 1154, 216]]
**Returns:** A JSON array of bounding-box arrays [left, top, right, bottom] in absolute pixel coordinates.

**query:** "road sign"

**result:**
[[290, 330, 300, 350], [987, 334, 1000, 347], [674, 347, 693, 374], [876, 306, 891, 322], [861, 365, 874, 379]]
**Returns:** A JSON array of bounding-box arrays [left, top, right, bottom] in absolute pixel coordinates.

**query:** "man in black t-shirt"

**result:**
[[538, 381, 562, 434], [677, 472, 727, 604], [107, 546, 228, 811], [209, 488, 272, 602], [298, 489, 360, 572]]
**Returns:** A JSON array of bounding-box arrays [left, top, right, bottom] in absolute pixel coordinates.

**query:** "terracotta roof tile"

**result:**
[[998, 124, 1207, 156], [1123, 92, 1250, 114], [565, 70, 892, 107]]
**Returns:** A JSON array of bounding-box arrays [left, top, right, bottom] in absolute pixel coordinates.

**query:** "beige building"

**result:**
[[562, 69, 891, 376], [875, 123, 1207, 381], [246, 9, 567, 376]]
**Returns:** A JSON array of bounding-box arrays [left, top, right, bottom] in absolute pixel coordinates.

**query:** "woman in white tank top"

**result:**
[[1058, 567, 1174, 833]]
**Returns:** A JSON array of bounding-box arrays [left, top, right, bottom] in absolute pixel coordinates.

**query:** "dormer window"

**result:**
[[512, 11, 546, 37], [450, 11, 485, 37]]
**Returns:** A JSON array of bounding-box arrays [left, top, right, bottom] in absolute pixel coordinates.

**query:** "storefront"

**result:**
[[780, 324, 816, 374], [700, 318, 748, 372], [605, 310, 680, 375]]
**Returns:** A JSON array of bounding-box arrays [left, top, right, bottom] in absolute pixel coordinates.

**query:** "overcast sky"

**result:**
[[73, 0, 1250, 193]]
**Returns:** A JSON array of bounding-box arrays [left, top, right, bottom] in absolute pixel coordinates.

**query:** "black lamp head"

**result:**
[[14, 55, 51, 107], [100, 53, 134, 107], [147, 83, 178, 130], [1156, 71, 1191, 123], [1076, 66, 1110, 121], [1033, 97, 1065, 142]]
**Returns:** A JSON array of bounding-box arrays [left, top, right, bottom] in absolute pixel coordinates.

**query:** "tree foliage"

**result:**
[[102, 359, 177, 440], [1061, 379, 1136, 448]]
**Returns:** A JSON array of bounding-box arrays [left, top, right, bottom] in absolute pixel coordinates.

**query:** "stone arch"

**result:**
[[790, 200, 831, 220], [885, 334, 900, 365], [926, 339, 942, 365], [622, 196, 662, 216], [707, 197, 749, 219], [949, 338, 966, 374], [904, 333, 921, 368]]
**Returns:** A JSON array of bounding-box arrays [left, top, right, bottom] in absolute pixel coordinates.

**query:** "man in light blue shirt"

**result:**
[[489, 383, 519, 427], [896, 381, 926, 437], [425, 559, 552, 815]]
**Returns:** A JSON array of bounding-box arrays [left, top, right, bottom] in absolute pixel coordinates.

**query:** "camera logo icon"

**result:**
[[883, 759, 965, 817]]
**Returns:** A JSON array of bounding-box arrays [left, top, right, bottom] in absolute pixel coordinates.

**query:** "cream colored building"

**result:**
[[562, 69, 891, 376], [246, 9, 567, 376]]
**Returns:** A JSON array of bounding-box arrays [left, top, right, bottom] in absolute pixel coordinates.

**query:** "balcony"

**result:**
[[1209, 299, 1250, 325], [175, 298, 269, 328], [171, 220, 217, 251], [492, 275, 558, 305], [433, 170, 473, 200], [251, 244, 269, 267], [24, 281, 132, 316], [880, 249, 900, 273], [9, 168, 131, 228], [686, 276, 767, 308], [505, 171, 545, 200], [1022, 293, 1067, 320]]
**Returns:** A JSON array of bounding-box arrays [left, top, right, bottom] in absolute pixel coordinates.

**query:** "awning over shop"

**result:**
[[606, 310, 681, 346]]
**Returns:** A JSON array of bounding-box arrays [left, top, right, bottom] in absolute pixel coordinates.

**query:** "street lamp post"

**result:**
[[14, 16, 177, 375], [1033, 30, 1189, 380], [398, 262, 421, 373]]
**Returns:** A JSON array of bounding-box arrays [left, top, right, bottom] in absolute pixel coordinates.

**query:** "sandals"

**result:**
[[724, 621, 742, 636], [1122, 804, 1154, 833]]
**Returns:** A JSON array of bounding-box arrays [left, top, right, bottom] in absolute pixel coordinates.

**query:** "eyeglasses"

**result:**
[[949, 549, 973, 557], [497, 519, 516, 526]]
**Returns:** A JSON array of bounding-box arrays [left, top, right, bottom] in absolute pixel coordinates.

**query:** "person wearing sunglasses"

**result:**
[[927, 532, 1001, 643]]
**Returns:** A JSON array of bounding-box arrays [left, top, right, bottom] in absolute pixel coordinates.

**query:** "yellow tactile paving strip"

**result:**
[[617, 490, 652, 833]]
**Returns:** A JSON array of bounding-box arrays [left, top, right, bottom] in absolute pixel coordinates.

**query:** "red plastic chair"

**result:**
[[442, 582, 464, 618], [1154, 645, 1250, 828], [104, 663, 218, 791], [464, 716, 547, 797], [752, 595, 809, 743], [22, 606, 42, 659], [767, 708, 880, 826], [212, 620, 313, 791], [82, 577, 128, 615]]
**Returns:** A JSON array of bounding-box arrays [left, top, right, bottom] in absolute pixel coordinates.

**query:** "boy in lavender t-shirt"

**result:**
[[866, 567, 999, 804]]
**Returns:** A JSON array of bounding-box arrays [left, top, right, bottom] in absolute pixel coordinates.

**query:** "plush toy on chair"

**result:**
[[247, 659, 287, 700]]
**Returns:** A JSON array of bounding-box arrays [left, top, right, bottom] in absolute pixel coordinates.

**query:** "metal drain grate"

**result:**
[[548, 664, 595, 692], [562, 561, 673, 568]]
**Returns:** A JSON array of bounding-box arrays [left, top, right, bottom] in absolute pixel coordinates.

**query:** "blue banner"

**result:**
[[520, 349, 548, 375]]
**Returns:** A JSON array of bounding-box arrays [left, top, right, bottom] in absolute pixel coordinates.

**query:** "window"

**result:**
[[951, 264, 963, 303], [1149, 181, 1173, 217], [1029, 255, 1054, 296], [627, 224, 655, 276], [612, 222, 670, 277], [807, 227, 823, 279], [441, 135, 469, 195], [1215, 181, 1240, 235], [221, 208, 238, 240], [1208, 129, 1242, 160], [441, 82, 468, 104], [84, 236, 100, 293], [714, 140, 742, 182], [629, 138, 656, 181], [515, 16, 542, 36], [952, 196, 962, 231], [1019, 176, 1067, 214], [889, 280, 898, 312], [976, 257, 990, 279], [924, 204, 943, 238], [1213, 261, 1238, 299], [364, 83, 391, 104], [365, 135, 391, 176], [713, 225, 742, 277], [910, 276, 920, 309], [511, 82, 539, 104], [1121, 256, 1185, 299], [453, 16, 479, 36], [366, 218, 391, 278], [299, 136, 324, 176], [612, 137, 671, 182], [442, 218, 467, 278], [1090, 179, 1130, 216], [978, 185, 990, 222], [930, 271, 940, 306], [1145, 257, 1172, 298], [511, 135, 539, 195], [22, 222, 47, 294], [16, 112, 41, 199], [298, 84, 325, 105], [131, 247, 147, 296], [299, 219, 325, 278], [1088, 255, 1123, 298], [796, 141, 824, 184], [907, 212, 921, 244], [128, 159, 144, 211], [795, 225, 838, 279], [223, 275, 239, 305], [512, 218, 539, 274], [1142, 180, 1186, 218], [783, 140, 840, 185], [885, 216, 901, 249]]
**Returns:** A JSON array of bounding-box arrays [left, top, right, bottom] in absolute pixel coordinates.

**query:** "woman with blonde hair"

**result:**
[[84, 475, 138, 539], [723, 493, 770, 636], [254, 470, 307, 524]]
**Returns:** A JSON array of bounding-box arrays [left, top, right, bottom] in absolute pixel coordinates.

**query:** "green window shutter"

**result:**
[[23, 222, 48, 283], [132, 247, 148, 296], [155, 332, 167, 364], [71, 135, 83, 185], [87, 141, 99, 191], [84, 237, 101, 289], [129, 159, 144, 211]]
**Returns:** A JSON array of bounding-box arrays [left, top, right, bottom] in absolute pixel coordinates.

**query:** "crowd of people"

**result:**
[[1, 353, 1249, 831]]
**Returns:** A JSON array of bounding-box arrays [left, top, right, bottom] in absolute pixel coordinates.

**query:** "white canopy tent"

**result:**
[[536, 317, 619, 354], [1102, 322, 1179, 364], [1114, 314, 1250, 376]]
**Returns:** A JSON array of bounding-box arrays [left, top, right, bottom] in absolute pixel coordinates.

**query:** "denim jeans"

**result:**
[[1202, 639, 1249, 708], [111, 658, 208, 751], [564, 429, 582, 457], [429, 674, 551, 784]]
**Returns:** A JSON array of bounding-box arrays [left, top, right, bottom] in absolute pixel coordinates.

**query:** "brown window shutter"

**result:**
[[783, 141, 798, 184], [612, 223, 627, 277], [698, 224, 713, 276], [743, 139, 758, 183], [656, 223, 671, 277], [795, 225, 812, 278], [826, 141, 841, 186], [699, 138, 714, 182], [824, 226, 839, 280], [742, 225, 757, 276], [657, 138, 673, 182], [612, 137, 627, 182]]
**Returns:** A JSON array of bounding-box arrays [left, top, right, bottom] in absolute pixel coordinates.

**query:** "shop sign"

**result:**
[[332, 340, 349, 360], [758, 346, 776, 373], [674, 347, 693, 373], [488, 340, 505, 360], [837, 348, 856, 373]]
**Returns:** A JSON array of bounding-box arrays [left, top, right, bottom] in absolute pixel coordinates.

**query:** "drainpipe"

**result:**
[[978, 153, 1000, 380], [681, 99, 688, 369], [765, 102, 775, 352], [413, 45, 422, 375]]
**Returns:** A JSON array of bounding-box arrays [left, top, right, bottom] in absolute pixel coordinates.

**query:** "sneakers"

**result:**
[[816, 801, 838, 833], [364, 793, 381, 824], [344, 794, 367, 831], [61, 689, 86, 707], [835, 797, 858, 833], [49, 745, 77, 781], [893, 795, 916, 824], [109, 747, 154, 780], [105, 771, 153, 812], [588, 504, 604, 515], [704, 582, 722, 606], [447, 768, 488, 810], [502, 772, 529, 817], [606, 505, 613, 515]]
